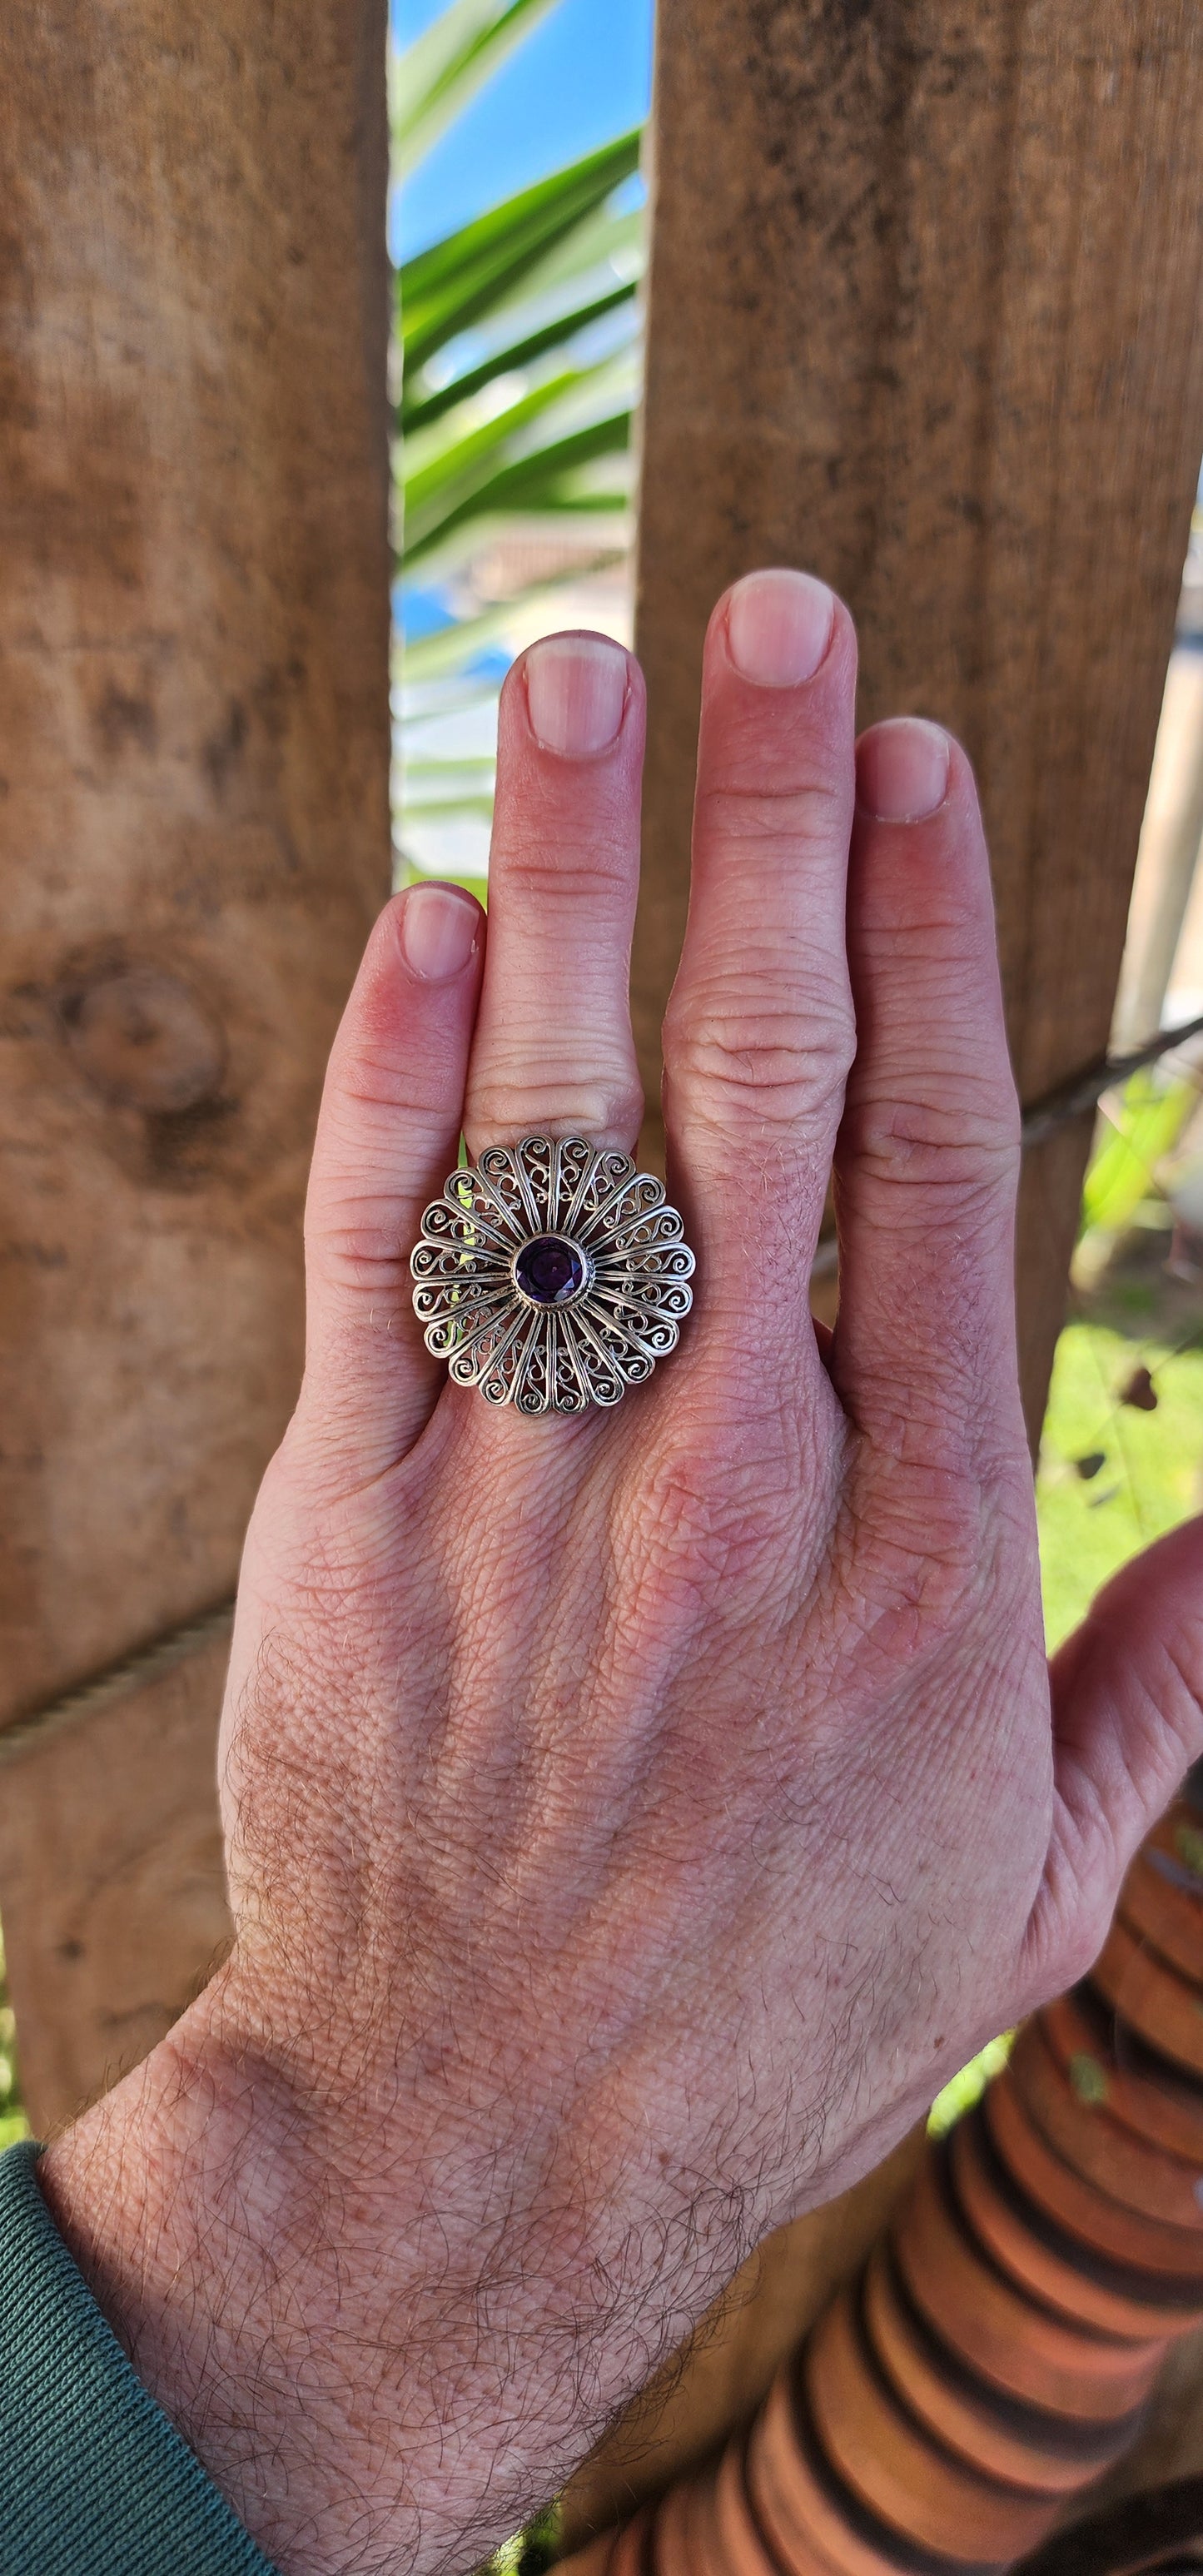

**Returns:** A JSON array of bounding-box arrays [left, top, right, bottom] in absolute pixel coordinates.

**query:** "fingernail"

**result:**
[[400, 883, 480, 982], [857, 719, 951, 823], [525, 634, 629, 756], [726, 568, 835, 687]]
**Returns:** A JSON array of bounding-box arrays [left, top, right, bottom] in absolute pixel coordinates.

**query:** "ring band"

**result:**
[[410, 1136, 695, 1412]]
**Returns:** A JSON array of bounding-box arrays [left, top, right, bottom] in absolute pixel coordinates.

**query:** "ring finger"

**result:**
[[462, 630, 647, 1161]]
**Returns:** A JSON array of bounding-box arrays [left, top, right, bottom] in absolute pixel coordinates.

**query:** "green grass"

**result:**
[[929, 1236, 1203, 2138], [1036, 1315, 1203, 1653]]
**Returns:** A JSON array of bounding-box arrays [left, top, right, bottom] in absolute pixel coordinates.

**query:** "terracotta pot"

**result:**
[[1119, 1812, 1203, 1987], [803, 2283, 1056, 2561], [669, 2474, 722, 2576], [862, 2240, 1136, 2495], [695, 2449, 791, 2576], [562, 2508, 655, 2576], [1041, 1988, 1203, 2165], [1009, 2018, 1203, 2230], [747, 2365, 947, 2576], [949, 2107, 1201, 2337], [556, 1785, 1203, 2576], [1093, 1917, 1203, 2078], [985, 2070, 1203, 2280], [709, 2436, 852, 2576], [652, 2472, 703, 2576], [895, 2147, 1166, 2419]]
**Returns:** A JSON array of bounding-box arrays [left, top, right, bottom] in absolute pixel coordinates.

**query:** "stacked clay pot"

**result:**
[[561, 1788, 1203, 2576]]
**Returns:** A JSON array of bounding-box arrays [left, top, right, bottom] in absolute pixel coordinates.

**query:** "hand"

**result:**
[[41, 571, 1203, 2576]]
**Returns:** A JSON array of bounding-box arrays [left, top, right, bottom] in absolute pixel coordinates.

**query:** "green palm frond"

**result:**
[[393, 0, 646, 863], [401, 353, 634, 568], [390, 0, 564, 181], [405, 412, 631, 571], [399, 129, 642, 385], [396, 144, 643, 572], [1080, 1072, 1198, 1243], [403, 277, 634, 435]]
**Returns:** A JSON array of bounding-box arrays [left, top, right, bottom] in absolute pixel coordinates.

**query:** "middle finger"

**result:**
[[662, 568, 858, 1366]]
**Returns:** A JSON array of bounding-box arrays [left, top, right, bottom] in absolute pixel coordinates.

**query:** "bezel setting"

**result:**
[[510, 1232, 594, 1310], [410, 1135, 695, 1412]]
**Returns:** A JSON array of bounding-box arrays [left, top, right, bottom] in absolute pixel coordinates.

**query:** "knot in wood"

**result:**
[[61, 967, 225, 1114]]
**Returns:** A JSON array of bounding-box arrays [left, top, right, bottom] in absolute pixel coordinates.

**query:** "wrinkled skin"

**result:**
[[43, 574, 1203, 2576]]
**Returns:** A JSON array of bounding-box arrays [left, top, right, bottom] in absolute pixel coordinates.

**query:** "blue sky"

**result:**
[[394, 0, 654, 257]]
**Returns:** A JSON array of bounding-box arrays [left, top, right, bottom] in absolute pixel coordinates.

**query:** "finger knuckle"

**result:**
[[664, 979, 854, 1133], [466, 1062, 644, 1148], [331, 1056, 448, 1122], [494, 831, 634, 911], [306, 1188, 406, 1295], [696, 773, 846, 853], [619, 1427, 790, 1621], [842, 1083, 1020, 1206]]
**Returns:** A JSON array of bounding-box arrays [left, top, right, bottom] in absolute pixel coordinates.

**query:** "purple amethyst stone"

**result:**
[[514, 1233, 588, 1306]]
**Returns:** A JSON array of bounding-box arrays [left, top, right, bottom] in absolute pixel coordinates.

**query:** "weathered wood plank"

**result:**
[[0, 1637, 235, 2133], [0, 0, 391, 2112], [632, 0, 1203, 1441]]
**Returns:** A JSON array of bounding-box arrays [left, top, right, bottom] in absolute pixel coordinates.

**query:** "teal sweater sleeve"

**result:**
[[0, 2140, 277, 2574]]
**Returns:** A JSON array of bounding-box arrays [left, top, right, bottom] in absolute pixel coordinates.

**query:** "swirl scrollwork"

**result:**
[[409, 1137, 695, 1411]]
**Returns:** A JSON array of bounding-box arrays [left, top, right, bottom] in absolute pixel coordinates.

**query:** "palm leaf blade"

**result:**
[[391, 0, 564, 180], [401, 278, 636, 432], [399, 131, 642, 374], [392, 25, 646, 881], [403, 410, 632, 568]]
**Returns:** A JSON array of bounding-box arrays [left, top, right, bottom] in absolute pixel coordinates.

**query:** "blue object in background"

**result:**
[[392, 0, 654, 258], [397, 580, 455, 641]]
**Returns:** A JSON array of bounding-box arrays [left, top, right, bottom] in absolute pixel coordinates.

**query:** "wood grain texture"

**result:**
[[0, 1638, 235, 2135], [0, 0, 390, 2095], [632, 0, 1203, 1440], [0, 0, 391, 1723]]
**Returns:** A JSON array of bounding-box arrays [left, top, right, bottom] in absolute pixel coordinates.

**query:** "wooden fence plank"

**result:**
[[632, 0, 1203, 1444], [0, 1639, 235, 2133], [0, 0, 391, 2126]]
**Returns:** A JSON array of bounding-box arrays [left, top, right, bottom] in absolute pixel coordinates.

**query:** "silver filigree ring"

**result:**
[[410, 1136, 695, 1412]]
